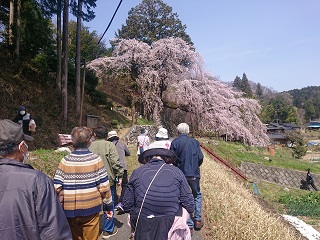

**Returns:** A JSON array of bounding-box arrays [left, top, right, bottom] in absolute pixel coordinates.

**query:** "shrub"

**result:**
[[111, 119, 119, 129], [292, 145, 307, 159]]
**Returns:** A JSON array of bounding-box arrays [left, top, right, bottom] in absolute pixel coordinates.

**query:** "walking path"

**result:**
[[99, 211, 204, 239], [99, 126, 204, 239]]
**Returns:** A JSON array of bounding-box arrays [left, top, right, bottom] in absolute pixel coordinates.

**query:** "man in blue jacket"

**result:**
[[170, 122, 204, 231], [0, 119, 72, 240]]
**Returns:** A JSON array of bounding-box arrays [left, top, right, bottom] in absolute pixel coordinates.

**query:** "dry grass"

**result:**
[[201, 153, 304, 240]]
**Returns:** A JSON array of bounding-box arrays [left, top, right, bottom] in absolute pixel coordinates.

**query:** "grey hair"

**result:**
[[177, 123, 189, 134], [71, 127, 92, 148]]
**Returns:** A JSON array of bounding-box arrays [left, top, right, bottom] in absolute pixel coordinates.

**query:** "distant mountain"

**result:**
[[227, 76, 320, 123], [286, 86, 320, 121]]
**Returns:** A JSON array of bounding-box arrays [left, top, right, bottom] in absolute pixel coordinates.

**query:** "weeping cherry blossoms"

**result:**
[[87, 38, 269, 146]]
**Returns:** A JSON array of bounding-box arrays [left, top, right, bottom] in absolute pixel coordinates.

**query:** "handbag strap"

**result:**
[[135, 163, 166, 231]]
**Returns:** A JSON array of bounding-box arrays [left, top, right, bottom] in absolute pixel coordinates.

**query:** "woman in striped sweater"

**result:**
[[54, 127, 113, 240]]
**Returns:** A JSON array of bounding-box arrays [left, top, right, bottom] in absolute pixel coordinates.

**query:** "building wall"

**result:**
[[240, 162, 319, 189]]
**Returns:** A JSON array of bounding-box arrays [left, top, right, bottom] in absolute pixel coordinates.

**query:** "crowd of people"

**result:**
[[0, 110, 205, 240], [2, 109, 319, 239]]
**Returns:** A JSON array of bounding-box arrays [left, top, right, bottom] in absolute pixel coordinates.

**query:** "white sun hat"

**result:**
[[156, 127, 169, 139], [107, 130, 118, 139]]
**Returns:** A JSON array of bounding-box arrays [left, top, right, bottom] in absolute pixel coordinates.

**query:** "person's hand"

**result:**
[[117, 178, 122, 186], [105, 210, 113, 219]]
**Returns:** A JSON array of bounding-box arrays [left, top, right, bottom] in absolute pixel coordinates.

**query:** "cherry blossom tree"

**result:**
[[87, 38, 269, 146]]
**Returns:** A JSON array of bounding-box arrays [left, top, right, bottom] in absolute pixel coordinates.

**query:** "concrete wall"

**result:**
[[240, 162, 320, 189]]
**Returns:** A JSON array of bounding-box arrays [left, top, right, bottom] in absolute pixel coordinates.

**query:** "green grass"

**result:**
[[136, 117, 154, 125], [126, 144, 140, 177], [255, 181, 320, 231], [279, 192, 320, 217], [27, 148, 69, 178], [203, 139, 320, 173]]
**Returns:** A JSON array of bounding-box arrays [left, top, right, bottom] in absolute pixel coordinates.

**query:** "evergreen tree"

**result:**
[[256, 82, 263, 98], [68, 21, 107, 62], [115, 0, 192, 45], [232, 76, 242, 90], [70, 0, 96, 22], [0, 0, 54, 61], [232, 73, 253, 98], [241, 73, 253, 98]]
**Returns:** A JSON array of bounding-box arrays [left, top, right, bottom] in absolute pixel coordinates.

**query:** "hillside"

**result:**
[[287, 86, 320, 120], [0, 63, 130, 149]]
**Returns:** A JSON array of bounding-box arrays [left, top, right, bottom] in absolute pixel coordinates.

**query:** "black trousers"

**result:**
[[115, 170, 128, 203], [307, 181, 318, 191]]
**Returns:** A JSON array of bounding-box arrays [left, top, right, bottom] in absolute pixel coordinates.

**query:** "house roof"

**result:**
[[266, 122, 300, 131], [305, 121, 320, 128]]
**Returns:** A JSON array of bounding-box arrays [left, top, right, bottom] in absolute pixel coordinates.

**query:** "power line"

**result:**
[[98, 0, 124, 44]]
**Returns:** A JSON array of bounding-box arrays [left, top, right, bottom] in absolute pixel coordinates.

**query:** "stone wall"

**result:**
[[123, 125, 159, 145], [240, 162, 320, 189]]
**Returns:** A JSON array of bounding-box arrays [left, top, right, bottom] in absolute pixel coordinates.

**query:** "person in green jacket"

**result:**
[[89, 126, 124, 239]]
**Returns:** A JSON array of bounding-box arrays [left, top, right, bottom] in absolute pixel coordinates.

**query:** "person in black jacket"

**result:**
[[0, 119, 72, 240], [306, 168, 318, 191], [13, 105, 36, 136]]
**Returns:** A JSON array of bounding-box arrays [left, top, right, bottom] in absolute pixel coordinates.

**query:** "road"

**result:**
[[99, 211, 204, 239]]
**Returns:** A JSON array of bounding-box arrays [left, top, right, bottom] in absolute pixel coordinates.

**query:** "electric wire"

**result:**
[[98, 0, 124, 44]]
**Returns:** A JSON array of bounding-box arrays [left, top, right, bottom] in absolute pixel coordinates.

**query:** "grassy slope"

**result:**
[[0, 64, 130, 149], [203, 138, 320, 173], [201, 154, 304, 240], [202, 138, 320, 233]]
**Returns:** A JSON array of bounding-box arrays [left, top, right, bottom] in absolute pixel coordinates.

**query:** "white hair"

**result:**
[[177, 123, 189, 134]]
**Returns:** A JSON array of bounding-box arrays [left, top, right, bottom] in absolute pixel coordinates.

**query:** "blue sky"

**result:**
[[83, 0, 320, 92]]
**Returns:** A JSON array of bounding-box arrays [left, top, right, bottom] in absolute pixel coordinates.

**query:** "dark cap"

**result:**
[[140, 128, 146, 134], [138, 148, 178, 164], [18, 106, 26, 111], [0, 119, 34, 149]]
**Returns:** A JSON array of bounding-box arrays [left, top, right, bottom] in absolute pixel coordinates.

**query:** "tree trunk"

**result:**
[[61, 0, 69, 125], [14, 0, 20, 63], [79, 60, 86, 126], [56, 0, 62, 91], [75, 0, 82, 116], [9, 0, 14, 48], [131, 104, 135, 126]]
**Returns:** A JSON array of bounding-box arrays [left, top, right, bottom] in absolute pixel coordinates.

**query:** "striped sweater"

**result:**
[[53, 148, 112, 218]]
